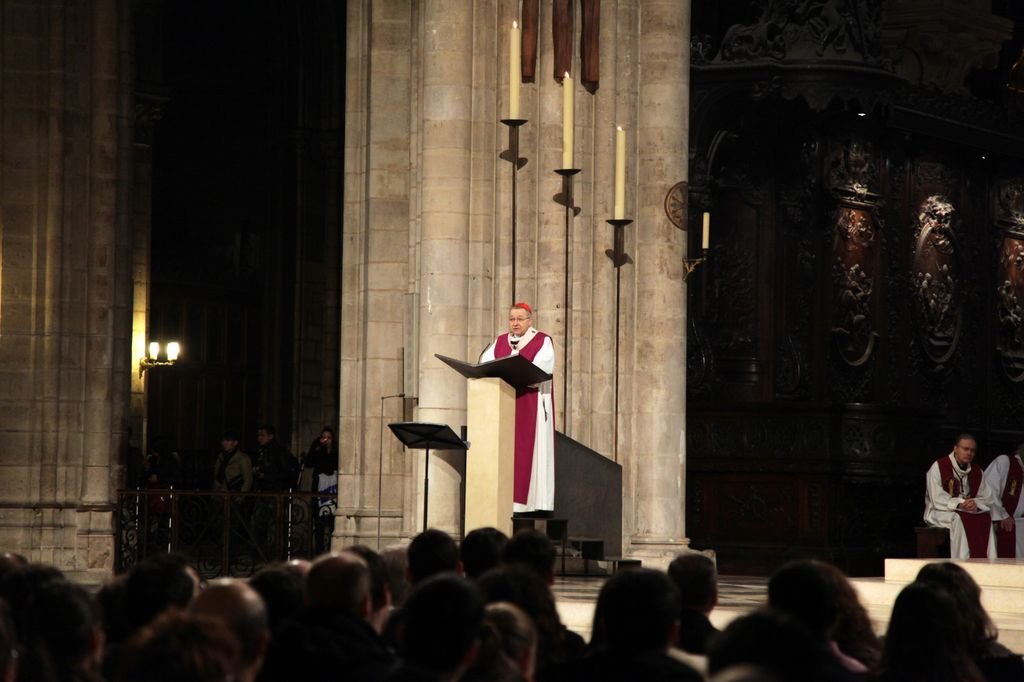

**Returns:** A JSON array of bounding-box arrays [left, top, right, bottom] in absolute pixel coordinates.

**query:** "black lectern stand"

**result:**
[[436, 353, 552, 388], [388, 422, 467, 531]]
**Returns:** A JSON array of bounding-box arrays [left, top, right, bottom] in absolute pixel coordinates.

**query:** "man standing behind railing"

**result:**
[[252, 425, 297, 558], [253, 425, 297, 492], [213, 429, 253, 493]]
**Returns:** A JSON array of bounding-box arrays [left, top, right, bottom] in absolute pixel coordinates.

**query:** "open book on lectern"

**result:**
[[435, 353, 552, 391]]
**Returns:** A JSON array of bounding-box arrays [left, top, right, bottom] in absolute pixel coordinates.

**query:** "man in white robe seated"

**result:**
[[982, 444, 1024, 558], [924, 433, 997, 559], [480, 302, 555, 513]]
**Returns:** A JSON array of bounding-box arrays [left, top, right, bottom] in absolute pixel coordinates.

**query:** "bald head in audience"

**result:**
[[193, 578, 269, 682]]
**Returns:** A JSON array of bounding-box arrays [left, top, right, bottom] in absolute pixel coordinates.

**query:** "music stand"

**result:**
[[388, 422, 468, 531]]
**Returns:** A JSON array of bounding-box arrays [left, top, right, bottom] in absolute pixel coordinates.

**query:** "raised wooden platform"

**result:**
[[850, 558, 1024, 652]]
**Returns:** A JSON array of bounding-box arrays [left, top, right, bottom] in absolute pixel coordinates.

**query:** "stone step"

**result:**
[[599, 555, 642, 573], [568, 537, 605, 560], [884, 558, 1024, 587], [851, 559, 1024, 654]]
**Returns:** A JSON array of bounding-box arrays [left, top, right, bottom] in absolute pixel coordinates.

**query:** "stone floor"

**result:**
[[554, 560, 1024, 653], [553, 574, 768, 642]]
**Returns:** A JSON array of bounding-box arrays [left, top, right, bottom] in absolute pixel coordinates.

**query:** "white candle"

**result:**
[[509, 22, 521, 119], [702, 212, 710, 249], [562, 72, 574, 169], [614, 126, 626, 219]]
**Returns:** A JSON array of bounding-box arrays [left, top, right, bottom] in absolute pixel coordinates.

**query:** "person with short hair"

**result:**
[[263, 551, 396, 682], [387, 574, 485, 682], [460, 527, 508, 580], [502, 528, 556, 584], [248, 561, 306, 630], [407, 528, 462, 584], [380, 545, 412, 608], [193, 578, 269, 682], [480, 302, 555, 513], [549, 568, 701, 681], [667, 552, 720, 655], [253, 425, 297, 491], [120, 610, 241, 682], [346, 545, 394, 634], [18, 579, 104, 682], [707, 609, 850, 682], [924, 433, 997, 558], [383, 529, 463, 651], [121, 553, 201, 633]]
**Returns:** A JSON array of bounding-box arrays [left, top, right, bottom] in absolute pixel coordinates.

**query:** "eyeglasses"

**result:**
[[508, 317, 530, 323]]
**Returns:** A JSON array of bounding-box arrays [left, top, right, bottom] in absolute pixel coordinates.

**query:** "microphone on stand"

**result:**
[[378, 391, 406, 549]]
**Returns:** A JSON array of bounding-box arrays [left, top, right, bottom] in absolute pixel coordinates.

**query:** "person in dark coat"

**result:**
[[262, 551, 396, 682], [667, 552, 720, 655]]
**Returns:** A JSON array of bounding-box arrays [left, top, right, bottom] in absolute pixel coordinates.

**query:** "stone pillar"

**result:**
[[625, 0, 690, 564], [414, 1, 475, 534], [340, 0, 415, 546], [0, 0, 132, 583]]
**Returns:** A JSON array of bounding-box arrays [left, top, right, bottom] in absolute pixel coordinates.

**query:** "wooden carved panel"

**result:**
[[911, 195, 962, 370], [997, 234, 1024, 382], [831, 202, 878, 367], [718, 478, 797, 541], [996, 181, 1024, 383]]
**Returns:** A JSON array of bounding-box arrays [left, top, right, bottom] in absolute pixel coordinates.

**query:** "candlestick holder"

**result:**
[[499, 119, 528, 168], [553, 168, 582, 214], [501, 119, 528, 299], [605, 218, 633, 268], [682, 248, 709, 282]]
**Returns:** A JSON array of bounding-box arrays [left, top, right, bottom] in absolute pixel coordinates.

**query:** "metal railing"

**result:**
[[114, 488, 338, 579]]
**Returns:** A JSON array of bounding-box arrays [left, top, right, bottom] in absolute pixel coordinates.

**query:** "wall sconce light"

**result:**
[[140, 341, 181, 376]]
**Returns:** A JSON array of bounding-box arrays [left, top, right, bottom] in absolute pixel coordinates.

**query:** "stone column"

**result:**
[[626, 0, 690, 564], [0, 0, 131, 583], [340, 0, 415, 546], [415, 0, 475, 534]]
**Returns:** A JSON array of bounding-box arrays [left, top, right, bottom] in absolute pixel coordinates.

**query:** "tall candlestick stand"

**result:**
[[605, 218, 633, 463], [554, 168, 581, 424], [501, 118, 528, 300]]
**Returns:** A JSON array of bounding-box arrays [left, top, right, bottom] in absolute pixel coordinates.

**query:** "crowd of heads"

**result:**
[[0, 535, 1021, 681]]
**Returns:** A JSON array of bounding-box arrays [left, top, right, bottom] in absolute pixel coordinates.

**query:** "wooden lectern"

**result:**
[[436, 353, 551, 535]]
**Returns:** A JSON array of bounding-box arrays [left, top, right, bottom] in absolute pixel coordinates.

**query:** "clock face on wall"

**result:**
[[665, 181, 688, 230]]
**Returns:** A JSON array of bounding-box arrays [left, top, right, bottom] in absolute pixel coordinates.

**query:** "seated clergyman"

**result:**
[[924, 433, 997, 559]]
